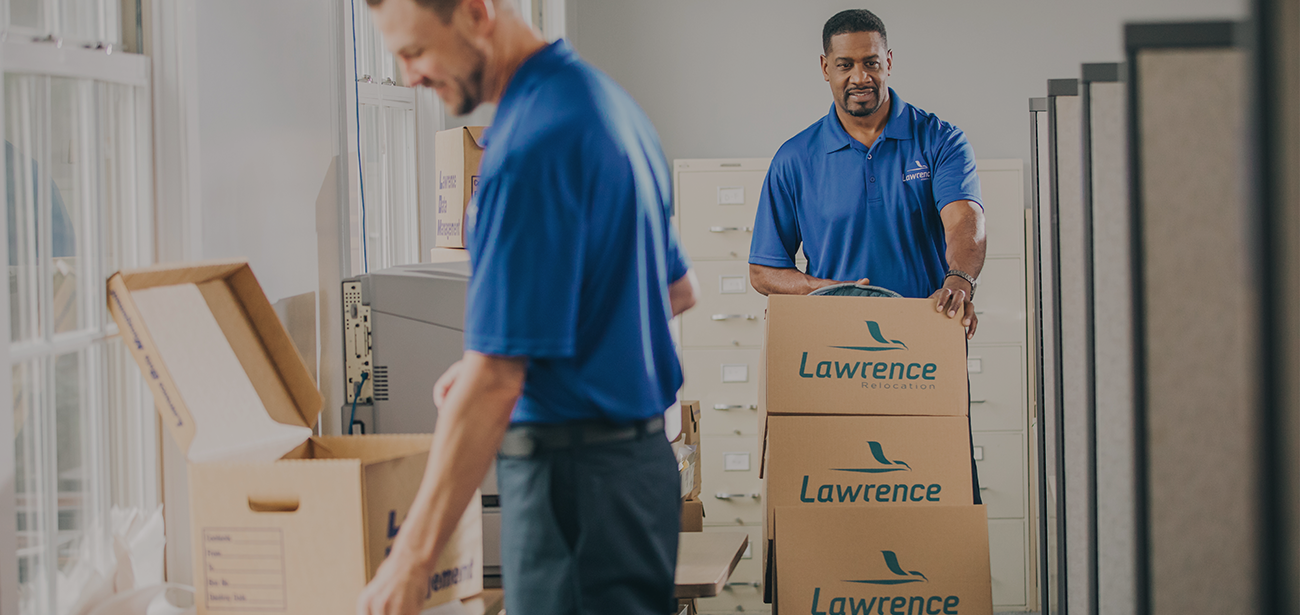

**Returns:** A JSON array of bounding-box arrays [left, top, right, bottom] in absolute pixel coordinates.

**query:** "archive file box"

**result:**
[[107, 260, 481, 614]]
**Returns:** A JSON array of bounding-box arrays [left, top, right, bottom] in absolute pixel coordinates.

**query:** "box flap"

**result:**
[[465, 126, 487, 149], [108, 260, 324, 463]]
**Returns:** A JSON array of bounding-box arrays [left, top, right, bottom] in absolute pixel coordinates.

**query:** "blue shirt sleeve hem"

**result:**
[[465, 334, 576, 359], [748, 253, 798, 268], [936, 194, 984, 211]]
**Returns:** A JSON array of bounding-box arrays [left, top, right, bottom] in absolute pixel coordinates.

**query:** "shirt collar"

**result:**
[[820, 87, 914, 154], [480, 39, 576, 148]]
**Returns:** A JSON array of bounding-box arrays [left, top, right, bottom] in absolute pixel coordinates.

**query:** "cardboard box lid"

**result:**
[[108, 260, 324, 462], [438, 125, 487, 150]]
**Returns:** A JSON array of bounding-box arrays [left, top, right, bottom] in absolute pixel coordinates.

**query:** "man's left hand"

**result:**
[[930, 279, 978, 340], [357, 546, 430, 615]]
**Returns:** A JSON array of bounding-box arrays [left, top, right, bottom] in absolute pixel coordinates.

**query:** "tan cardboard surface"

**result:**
[[108, 260, 323, 461], [762, 415, 974, 540], [762, 295, 968, 424], [435, 127, 486, 248], [774, 506, 992, 615]]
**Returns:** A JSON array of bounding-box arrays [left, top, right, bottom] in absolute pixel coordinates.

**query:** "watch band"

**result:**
[[945, 269, 977, 300]]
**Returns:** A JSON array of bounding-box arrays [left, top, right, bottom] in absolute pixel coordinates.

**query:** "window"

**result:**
[[2, 2, 155, 613]]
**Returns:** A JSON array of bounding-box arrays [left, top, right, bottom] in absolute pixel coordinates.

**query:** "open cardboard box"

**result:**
[[108, 260, 481, 614]]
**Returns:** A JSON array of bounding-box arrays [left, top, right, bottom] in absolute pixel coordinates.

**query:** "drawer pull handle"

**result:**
[[715, 491, 760, 500], [726, 581, 761, 589], [714, 404, 758, 411], [712, 314, 757, 321], [709, 226, 753, 233], [970, 399, 987, 404]]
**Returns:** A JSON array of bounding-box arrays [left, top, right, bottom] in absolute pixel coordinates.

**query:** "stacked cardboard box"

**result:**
[[435, 126, 486, 249], [108, 261, 482, 614], [675, 401, 705, 532], [759, 295, 993, 615]]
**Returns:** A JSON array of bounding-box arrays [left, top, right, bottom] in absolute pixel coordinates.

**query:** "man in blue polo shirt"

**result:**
[[750, 9, 986, 339], [358, 1, 698, 614]]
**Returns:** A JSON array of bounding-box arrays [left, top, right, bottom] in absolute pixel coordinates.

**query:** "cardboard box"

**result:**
[[107, 260, 482, 613], [435, 126, 486, 248], [773, 506, 992, 615], [681, 497, 705, 532], [762, 415, 974, 540], [760, 295, 969, 433]]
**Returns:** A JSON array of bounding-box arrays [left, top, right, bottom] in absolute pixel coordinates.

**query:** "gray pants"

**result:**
[[497, 426, 680, 615]]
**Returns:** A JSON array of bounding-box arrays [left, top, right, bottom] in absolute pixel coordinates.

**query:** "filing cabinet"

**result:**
[[970, 256, 1028, 344], [973, 431, 1028, 519], [989, 519, 1029, 608], [675, 164, 765, 261]]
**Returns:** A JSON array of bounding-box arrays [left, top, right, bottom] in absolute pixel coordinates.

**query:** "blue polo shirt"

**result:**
[[463, 40, 689, 425], [749, 89, 982, 298]]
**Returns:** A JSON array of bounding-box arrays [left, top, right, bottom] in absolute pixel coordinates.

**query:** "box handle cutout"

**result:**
[[248, 497, 300, 513]]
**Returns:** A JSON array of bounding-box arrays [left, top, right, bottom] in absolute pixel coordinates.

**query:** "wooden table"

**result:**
[[674, 531, 750, 599]]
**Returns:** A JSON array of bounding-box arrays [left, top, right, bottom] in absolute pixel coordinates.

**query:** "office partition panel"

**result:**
[[1125, 22, 1262, 615], [1028, 96, 1057, 615], [1081, 62, 1135, 615], [1048, 78, 1093, 615]]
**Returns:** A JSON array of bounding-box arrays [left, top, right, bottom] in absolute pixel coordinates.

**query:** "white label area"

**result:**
[[717, 186, 745, 205], [721, 364, 749, 383], [723, 452, 751, 472], [967, 358, 983, 373], [973, 446, 985, 461], [204, 528, 287, 611], [743, 542, 753, 559], [719, 275, 747, 294]]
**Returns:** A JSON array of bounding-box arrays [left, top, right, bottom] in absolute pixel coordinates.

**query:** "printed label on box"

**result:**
[[203, 528, 287, 611]]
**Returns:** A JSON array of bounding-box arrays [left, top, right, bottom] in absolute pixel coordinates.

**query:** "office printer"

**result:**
[[342, 259, 503, 583]]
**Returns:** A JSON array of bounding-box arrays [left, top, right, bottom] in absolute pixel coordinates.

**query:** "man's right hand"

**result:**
[[751, 263, 870, 296]]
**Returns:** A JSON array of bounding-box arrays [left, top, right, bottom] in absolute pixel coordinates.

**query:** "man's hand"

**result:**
[[357, 546, 430, 615], [432, 360, 465, 409], [931, 278, 978, 340]]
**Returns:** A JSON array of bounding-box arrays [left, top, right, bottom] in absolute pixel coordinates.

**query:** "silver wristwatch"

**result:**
[[945, 269, 977, 300]]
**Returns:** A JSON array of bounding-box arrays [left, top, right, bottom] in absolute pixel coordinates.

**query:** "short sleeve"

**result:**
[[931, 125, 983, 211], [464, 142, 585, 358], [748, 157, 802, 269]]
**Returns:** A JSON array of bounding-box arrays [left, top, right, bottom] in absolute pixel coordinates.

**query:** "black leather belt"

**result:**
[[499, 415, 665, 458]]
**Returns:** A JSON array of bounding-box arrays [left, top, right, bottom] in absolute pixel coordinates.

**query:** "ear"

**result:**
[[821, 54, 831, 83], [885, 49, 893, 77], [460, 0, 497, 35]]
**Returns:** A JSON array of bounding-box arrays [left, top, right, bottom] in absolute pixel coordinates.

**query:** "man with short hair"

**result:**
[[749, 9, 986, 503], [357, 1, 699, 614], [749, 9, 986, 340]]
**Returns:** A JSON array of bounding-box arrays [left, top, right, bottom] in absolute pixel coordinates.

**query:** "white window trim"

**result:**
[[0, 35, 157, 615]]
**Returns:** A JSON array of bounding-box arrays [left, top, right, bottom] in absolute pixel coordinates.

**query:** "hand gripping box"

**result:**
[[772, 506, 992, 615], [435, 126, 487, 248], [107, 260, 482, 614]]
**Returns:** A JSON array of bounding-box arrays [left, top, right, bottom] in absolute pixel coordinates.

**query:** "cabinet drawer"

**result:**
[[970, 257, 1026, 344], [677, 170, 765, 260], [700, 434, 763, 526], [681, 261, 767, 348], [989, 518, 1029, 608], [967, 345, 1027, 432], [973, 432, 1027, 519], [682, 349, 762, 436]]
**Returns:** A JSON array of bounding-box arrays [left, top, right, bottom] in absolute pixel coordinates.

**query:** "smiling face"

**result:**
[[821, 30, 892, 118], [369, 0, 488, 115]]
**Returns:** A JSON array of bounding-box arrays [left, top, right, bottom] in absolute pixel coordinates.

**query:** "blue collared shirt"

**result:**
[[464, 40, 689, 425], [749, 89, 981, 298]]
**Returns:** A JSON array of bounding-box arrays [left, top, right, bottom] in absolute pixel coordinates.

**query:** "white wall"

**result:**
[[569, 0, 1247, 167]]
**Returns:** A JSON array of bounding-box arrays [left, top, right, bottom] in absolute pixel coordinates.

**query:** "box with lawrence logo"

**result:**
[[435, 126, 486, 248], [107, 261, 482, 614], [773, 506, 992, 615], [762, 415, 972, 541], [759, 295, 968, 434]]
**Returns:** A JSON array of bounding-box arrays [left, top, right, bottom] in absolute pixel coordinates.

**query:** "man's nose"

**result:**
[[849, 68, 871, 86]]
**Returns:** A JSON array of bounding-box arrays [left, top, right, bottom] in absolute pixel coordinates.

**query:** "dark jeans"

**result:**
[[497, 428, 680, 615]]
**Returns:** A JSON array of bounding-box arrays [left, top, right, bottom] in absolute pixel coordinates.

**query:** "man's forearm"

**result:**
[[941, 200, 987, 284], [750, 264, 838, 296], [391, 353, 522, 569]]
